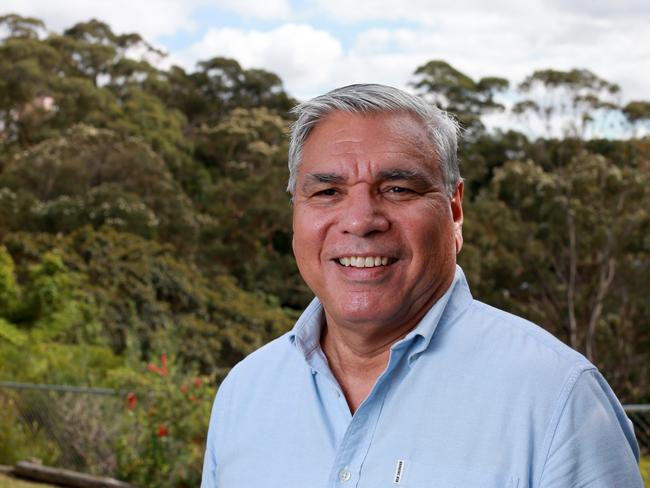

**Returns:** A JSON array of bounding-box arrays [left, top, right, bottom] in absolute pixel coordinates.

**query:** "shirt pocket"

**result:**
[[396, 460, 519, 488]]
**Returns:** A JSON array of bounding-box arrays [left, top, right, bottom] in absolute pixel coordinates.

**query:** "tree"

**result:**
[[187, 57, 294, 125], [411, 60, 508, 135], [460, 142, 650, 400], [0, 124, 200, 251], [622, 100, 650, 138], [0, 246, 20, 320], [0, 14, 45, 40], [194, 107, 308, 307], [513, 68, 621, 139], [61, 19, 161, 87]]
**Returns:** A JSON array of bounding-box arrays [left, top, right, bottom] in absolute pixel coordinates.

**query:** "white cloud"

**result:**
[[174, 24, 343, 97], [546, 0, 650, 18], [3, 0, 295, 41], [3, 0, 648, 105], [334, 3, 650, 102], [307, 0, 541, 24], [2, 0, 200, 41], [213, 0, 292, 20]]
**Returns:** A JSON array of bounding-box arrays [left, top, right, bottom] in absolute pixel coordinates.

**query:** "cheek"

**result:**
[[409, 216, 455, 263], [292, 211, 328, 267], [294, 215, 322, 248]]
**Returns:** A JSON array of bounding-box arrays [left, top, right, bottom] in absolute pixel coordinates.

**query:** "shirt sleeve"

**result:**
[[201, 367, 237, 488], [538, 368, 643, 487]]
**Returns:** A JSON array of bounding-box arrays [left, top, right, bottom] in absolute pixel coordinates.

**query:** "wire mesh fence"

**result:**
[[0, 379, 215, 487], [0, 381, 133, 477], [0, 381, 649, 481]]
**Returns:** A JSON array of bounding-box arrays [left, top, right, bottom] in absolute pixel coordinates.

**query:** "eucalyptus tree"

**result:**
[[411, 59, 509, 136], [512, 68, 621, 140]]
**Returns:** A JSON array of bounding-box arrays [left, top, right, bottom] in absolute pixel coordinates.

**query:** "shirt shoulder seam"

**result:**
[[536, 364, 597, 486], [469, 300, 590, 366]]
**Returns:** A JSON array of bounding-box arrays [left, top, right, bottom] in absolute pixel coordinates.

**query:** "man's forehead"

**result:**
[[315, 110, 432, 149], [302, 111, 437, 170]]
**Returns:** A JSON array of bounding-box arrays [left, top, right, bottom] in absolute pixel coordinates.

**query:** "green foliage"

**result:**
[[0, 14, 45, 40], [2, 227, 293, 372], [0, 18, 648, 481], [513, 68, 621, 139], [0, 392, 60, 467], [194, 107, 309, 306], [0, 354, 215, 486], [0, 124, 200, 248], [460, 142, 650, 401], [0, 318, 27, 346], [641, 457, 650, 487], [110, 354, 214, 487], [411, 59, 508, 134], [0, 246, 20, 317]]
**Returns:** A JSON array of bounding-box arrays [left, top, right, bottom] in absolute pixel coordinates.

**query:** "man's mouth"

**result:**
[[336, 256, 396, 268]]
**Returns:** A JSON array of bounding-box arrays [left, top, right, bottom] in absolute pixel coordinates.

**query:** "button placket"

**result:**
[[327, 339, 410, 487]]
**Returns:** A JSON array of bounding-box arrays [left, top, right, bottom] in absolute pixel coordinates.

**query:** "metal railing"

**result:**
[[626, 404, 650, 455]]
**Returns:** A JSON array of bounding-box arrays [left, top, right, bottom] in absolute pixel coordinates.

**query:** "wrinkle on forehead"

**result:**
[[324, 114, 435, 162], [298, 111, 442, 186]]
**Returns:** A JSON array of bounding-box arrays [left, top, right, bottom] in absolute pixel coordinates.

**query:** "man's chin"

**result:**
[[325, 302, 402, 329]]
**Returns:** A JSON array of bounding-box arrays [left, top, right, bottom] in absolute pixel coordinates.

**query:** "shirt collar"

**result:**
[[289, 265, 473, 362], [288, 296, 325, 361]]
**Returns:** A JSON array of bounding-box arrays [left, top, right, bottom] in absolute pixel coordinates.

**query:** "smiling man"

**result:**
[[201, 84, 642, 487]]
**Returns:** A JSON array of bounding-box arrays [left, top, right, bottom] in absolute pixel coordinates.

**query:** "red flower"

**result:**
[[146, 354, 169, 376], [126, 392, 137, 410], [180, 384, 189, 394], [157, 425, 169, 437], [160, 354, 169, 376], [190, 395, 197, 402], [193, 377, 202, 388]]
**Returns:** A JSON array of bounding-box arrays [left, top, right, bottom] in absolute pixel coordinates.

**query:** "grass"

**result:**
[[641, 456, 650, 487], [0, 473, 60, 488]]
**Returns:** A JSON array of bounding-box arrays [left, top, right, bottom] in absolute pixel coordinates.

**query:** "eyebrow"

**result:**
[[300, 168, 434, 193], [301, 172, 346, 192], [378, 168, 431, 182]]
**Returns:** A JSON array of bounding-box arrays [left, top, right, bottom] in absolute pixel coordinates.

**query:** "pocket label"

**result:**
[[393, 459, 405, 484]]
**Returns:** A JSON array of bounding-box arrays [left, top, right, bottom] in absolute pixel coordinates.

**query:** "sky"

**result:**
[[4, 0, 650, 104]]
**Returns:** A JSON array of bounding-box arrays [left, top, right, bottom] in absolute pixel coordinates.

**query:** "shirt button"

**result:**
[[338, 468, 351, 481]]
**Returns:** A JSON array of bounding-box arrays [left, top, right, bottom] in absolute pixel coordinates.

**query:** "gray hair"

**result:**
[[287, 83, 461, 196]]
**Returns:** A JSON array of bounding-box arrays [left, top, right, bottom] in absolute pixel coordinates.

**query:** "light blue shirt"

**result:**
[[201, 267, 642, 487]]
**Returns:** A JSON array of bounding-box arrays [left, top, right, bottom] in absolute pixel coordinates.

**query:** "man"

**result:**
[[201, 84, 643, 487]]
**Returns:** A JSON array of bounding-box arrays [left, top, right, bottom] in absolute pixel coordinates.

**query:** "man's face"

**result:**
[[292, 111, 463, 331]]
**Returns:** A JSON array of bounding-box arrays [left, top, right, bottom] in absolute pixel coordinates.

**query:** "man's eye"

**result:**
[[314, 188, 338, 197], [386, 186, 413, 194]]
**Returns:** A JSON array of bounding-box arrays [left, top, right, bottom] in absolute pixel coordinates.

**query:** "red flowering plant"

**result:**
[[112, 352, 217, 488]]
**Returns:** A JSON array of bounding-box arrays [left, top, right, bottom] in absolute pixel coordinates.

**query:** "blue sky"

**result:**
[[5, 0, 650, 109]]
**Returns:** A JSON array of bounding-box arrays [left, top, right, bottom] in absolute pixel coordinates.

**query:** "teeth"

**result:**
[[338, 256, 392, 268]]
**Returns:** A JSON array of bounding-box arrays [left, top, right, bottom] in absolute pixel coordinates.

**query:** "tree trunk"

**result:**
[[566, 208, 578, 350]]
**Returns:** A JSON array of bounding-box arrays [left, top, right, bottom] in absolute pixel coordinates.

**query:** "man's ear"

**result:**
[[451, 181, 464, 254]]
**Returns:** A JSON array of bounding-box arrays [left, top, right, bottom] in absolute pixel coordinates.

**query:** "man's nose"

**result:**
[[338, 188, 390, 237]]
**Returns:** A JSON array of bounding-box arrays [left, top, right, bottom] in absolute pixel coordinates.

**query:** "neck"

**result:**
[[318, 273, 455, 413], [320, 313, 423, 414]]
